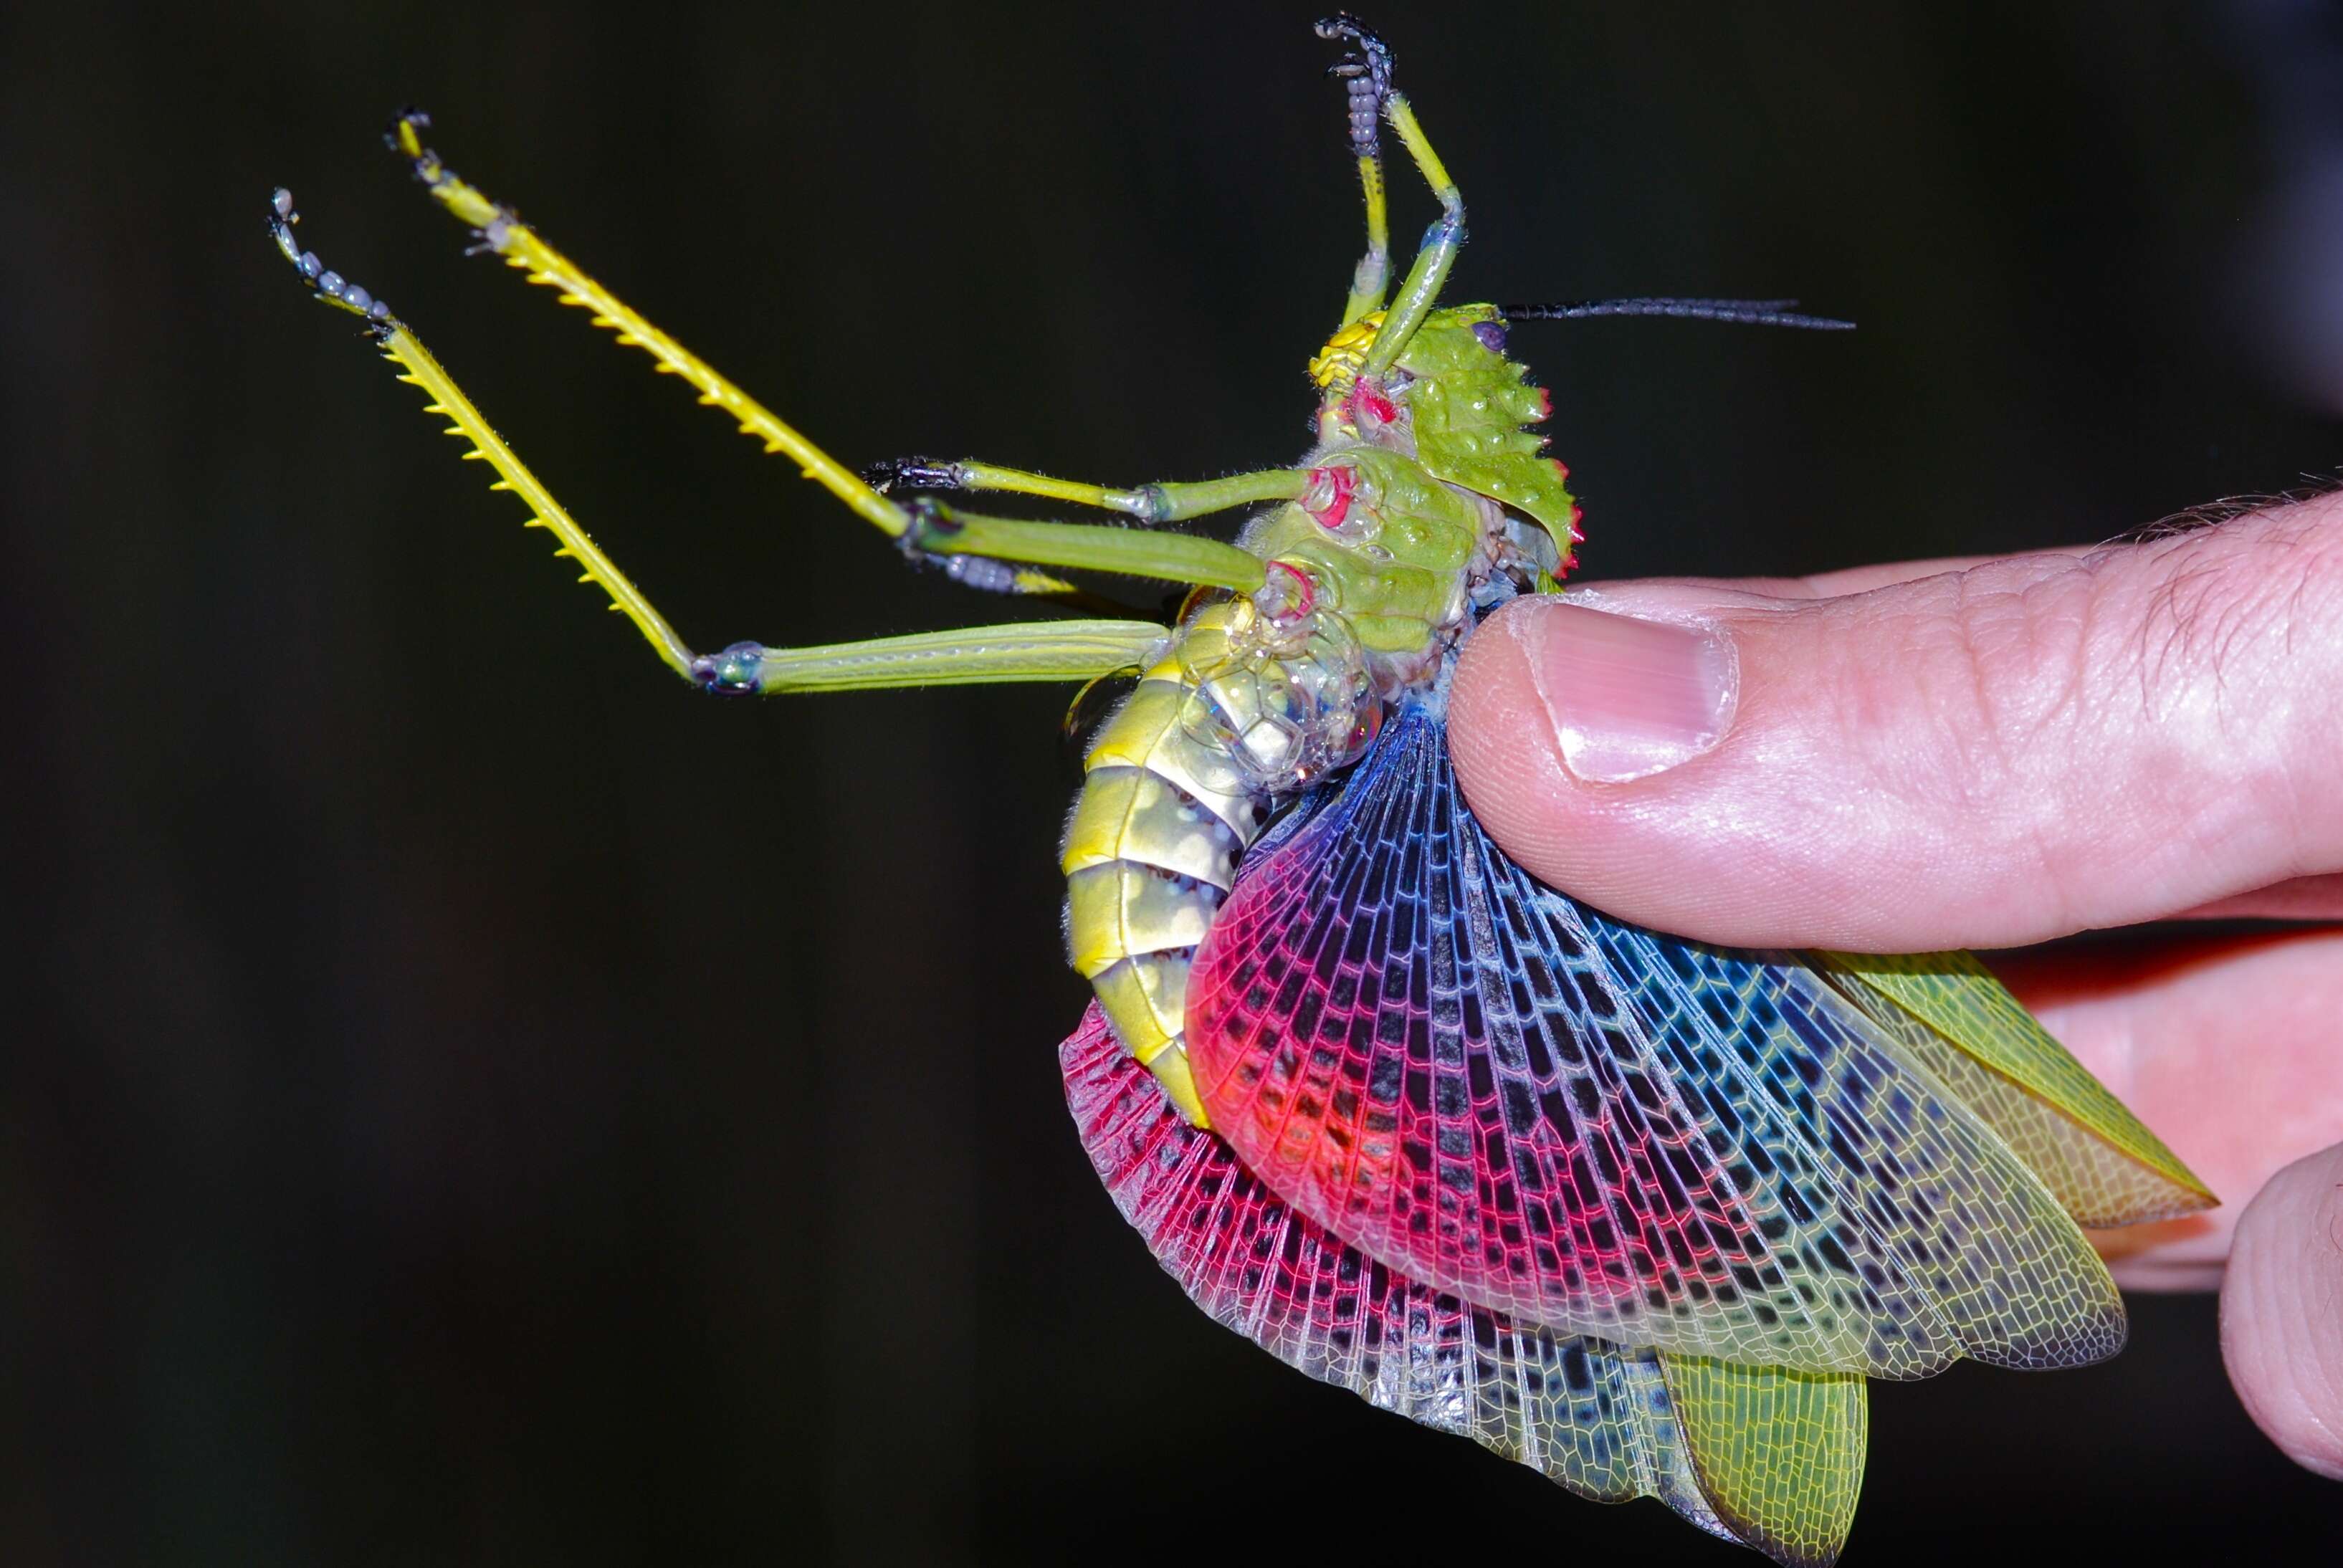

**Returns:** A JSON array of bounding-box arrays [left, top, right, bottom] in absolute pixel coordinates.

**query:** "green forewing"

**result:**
[[1661, 1356, 1869, 1568], [1814, 950, 2215, 1224]]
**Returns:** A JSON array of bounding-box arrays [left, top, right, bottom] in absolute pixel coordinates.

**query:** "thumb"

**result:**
[[1447, 496, 2343, 950], [2221, 1138, 2343, 1480]]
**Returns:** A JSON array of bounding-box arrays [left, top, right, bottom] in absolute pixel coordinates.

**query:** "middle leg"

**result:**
[[864, 458, 1306, 525]]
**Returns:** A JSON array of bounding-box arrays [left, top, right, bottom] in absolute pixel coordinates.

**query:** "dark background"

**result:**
[[4, 0, 2339, 1562]]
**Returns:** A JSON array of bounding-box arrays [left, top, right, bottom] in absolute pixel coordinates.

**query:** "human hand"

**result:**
[[1447, 494, 2343, 1480]]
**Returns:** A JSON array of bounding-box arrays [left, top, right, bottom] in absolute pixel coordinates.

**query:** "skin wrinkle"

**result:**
[[2306, 1225, 2343, 1471], [1792, 608, 1934, 934], [2000, 510, 2321, 912], [1943, 570, 2074, 923], [2137, 549, 2230, 725], [2033, 560, 2118, 933], [2136, 503, 2338, 725], [2143, 510, 2343, 894], [2273, 725, 2315, 891], [1922, 576, 2070, 890], [1913, 609, 2015, 894], [2074, 507, 2337, 892], [2031, 556, 2158, 932], [2281, 517, 2328, 661], [1808, 567, 2094, 929], [2211, 569, 2263, 717], [2268, 512, 2343, 876]]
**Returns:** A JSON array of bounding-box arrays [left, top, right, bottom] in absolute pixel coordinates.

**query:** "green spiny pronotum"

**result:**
[[267, 17, 2210, 1564]]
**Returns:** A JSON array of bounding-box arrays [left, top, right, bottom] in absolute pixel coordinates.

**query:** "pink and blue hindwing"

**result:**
[[1064, 1003, 1869, 1567], [1181, 699, 2123, 1379], [1064, 1009, 1742, 1552]]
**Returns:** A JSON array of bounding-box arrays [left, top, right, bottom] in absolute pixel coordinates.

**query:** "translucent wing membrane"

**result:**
[[1185, 701, 2124, 1377], [1061, 1008, 1866, 1567], [1661, 1354, 1866, 1567], [1812, 953, 2215, 1226], [1808, 942, 2211, 1218], [1063, 1010, 1700, 1510]]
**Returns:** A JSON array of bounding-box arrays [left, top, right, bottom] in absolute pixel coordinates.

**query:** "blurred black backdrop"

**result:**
[[4, 0, 2339, 1562]]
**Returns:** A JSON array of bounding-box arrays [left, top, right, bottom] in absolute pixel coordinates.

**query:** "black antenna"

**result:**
[[1500, 297, 1855, 330]]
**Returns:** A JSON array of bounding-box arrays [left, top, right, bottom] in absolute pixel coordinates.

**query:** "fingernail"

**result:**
[[1514, 598, 1738, 783]]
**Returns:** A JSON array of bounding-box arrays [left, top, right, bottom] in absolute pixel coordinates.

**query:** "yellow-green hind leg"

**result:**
[[391, 112, 1309, 542], [864, 458, 1307, 525], [374, 115, 1282, 598], [268, 193, 1168, 694], [384, 112, 918, 544]]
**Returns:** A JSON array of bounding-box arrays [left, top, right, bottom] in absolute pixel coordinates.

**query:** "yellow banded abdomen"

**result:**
[[1061, 606, 1261, 1124]]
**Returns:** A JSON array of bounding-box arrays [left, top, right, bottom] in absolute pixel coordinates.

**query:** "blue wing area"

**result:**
[[1185, 699, 2124, 1377]]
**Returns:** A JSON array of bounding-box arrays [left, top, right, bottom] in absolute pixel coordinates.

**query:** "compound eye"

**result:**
[[1471, 319, 1509, 355]]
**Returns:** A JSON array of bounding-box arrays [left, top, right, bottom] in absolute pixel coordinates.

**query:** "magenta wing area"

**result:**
[[1183, 701, 2122, 1379], [1060, 1008, 1737, 1542]]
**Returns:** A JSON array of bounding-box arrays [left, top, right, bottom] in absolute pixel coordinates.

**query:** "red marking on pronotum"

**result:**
[[1305, 464, 1357, 530], [1568, 502, 1585, 545]]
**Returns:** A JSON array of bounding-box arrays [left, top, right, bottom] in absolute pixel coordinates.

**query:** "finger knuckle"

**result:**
[[1853, 564, 2096, 805], [2123, 494, 2343, 722]]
